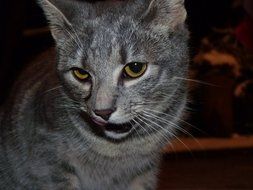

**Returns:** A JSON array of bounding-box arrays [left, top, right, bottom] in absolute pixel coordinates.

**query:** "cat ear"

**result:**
[[38, 0, 76, 43], [141, 0, 187, 30]]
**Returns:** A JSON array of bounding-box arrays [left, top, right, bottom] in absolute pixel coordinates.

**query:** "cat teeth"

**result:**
[[104, 130, 131, 140]]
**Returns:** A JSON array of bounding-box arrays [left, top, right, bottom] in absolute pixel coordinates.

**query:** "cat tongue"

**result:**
[[91, 118, 108, 127], [91, 117, 132, 133]]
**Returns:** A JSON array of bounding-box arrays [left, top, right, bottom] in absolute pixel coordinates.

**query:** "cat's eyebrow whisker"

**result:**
[[172, 76, 220, 87], [139, 113, 193, 154], [57, 27, 82, 60], [64, 25, 83, 50], [68, 25, 84, 49], [57, 47, 77, 60]]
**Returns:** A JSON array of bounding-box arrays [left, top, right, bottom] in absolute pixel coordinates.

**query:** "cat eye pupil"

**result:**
[[72, 68, 90, 81], [77, 69, 86, 75], [129, 62, 143, 73], [124, 62, 147, 79]]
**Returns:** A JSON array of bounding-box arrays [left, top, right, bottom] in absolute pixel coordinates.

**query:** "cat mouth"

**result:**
[[103, 123, 133, 140], [80, 112, 133, 139], [91, 117, 133, 134], [104, 123, 133, 134], [90, 116, 133, 134], [84, 113, 133, 139]]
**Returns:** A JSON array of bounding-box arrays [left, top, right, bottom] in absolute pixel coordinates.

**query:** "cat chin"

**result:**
[[102, 122, 134, 140], [104, 130, 132, 140]]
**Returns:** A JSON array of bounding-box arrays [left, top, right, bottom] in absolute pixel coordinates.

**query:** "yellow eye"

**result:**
[[124, 62, 147, 78], [72, 68, 90, 81]]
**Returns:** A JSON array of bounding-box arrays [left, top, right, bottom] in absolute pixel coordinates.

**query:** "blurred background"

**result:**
[[0, 0, 253, 189]]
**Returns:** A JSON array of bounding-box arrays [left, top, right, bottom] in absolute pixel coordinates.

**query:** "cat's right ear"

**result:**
[[38, 0, 74, 44], [140, 0, 187, 31]]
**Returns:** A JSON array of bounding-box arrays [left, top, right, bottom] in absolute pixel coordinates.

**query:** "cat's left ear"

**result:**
[[38, 0, 81, 44], [141, 0, 187, 30]]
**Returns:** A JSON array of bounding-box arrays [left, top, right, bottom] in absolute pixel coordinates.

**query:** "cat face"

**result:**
[[39, 0, 189, 142]]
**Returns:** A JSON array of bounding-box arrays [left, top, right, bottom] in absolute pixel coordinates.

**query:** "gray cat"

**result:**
[[0, 0, 189, 189]]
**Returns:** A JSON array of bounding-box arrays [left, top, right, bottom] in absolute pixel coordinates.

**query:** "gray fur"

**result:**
[[0, 0, 189, 189]]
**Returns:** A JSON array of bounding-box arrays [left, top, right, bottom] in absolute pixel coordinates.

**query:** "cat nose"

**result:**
[[94, 109, 115, 121]]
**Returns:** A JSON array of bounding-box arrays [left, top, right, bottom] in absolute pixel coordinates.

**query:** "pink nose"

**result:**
[[94, 109, 115, 121]]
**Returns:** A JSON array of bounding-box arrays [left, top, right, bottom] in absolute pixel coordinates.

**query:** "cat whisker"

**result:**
[[131, 118, 155, 144], [136, 114, 172, 144], [56, 104, 80, 110], [129, 119, 140, 139], [144, 108, 206, 135], [42, 85, 63, 95], [44, 90, 81, 105], [57, 47, 77, 60], [134, 116, 154, 140], [139, 112, 193, 154], [134, 115, 163, 145], [68, 25, 84, 49], [64, 25, 83, 51], [142, 110, 190, 135], [172, 76, 220, 87], [142, 110, 203, 151]]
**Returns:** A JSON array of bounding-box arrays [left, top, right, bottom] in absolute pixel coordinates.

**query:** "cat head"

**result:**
[[39, 0, 189, 149]]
